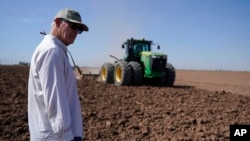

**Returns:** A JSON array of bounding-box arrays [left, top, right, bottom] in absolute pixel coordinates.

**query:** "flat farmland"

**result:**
[[1, 66, 250, 140], [175, 70, 250, 96]]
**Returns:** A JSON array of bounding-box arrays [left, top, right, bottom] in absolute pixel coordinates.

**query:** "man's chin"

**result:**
[[66, 40, 75, 46]]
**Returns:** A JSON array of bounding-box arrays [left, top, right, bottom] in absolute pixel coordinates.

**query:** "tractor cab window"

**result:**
[[134, 45, 142, 57], [133, 43, 151, 57], [124, 41, 152, 61]]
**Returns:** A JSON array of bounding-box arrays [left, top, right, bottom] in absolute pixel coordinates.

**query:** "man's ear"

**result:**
[[54, 18, 62, 26]]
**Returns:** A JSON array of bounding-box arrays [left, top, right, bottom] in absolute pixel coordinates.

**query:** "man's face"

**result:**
[[58, 19, 82, 46]]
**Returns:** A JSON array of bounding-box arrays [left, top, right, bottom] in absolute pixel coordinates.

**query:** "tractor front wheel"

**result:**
[[129, 61, 143, 85], [165, 63, 176, 86]]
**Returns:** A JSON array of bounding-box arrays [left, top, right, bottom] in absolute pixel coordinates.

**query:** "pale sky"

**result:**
[[1, 0, 250, 71]]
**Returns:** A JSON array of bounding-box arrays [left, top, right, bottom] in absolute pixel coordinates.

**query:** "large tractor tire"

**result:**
[[165, 63, 176, 86], [100, 63, 114, 84], [129, 61, 143, 85], [114, 61, 132, 86]]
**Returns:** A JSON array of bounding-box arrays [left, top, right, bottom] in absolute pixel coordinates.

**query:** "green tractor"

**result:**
[[100, 38, 175, 86]]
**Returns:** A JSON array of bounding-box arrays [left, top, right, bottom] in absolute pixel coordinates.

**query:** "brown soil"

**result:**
[[0, 66, 250, 141]]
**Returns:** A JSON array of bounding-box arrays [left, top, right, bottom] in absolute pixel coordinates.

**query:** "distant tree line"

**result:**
[[19, 61, 30, 66]]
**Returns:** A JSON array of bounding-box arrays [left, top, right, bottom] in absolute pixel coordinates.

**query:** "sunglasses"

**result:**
[[61, 18, 83, 34]]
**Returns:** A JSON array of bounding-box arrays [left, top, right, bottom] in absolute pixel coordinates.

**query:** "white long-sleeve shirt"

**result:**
[[28, 34, 83, 141]]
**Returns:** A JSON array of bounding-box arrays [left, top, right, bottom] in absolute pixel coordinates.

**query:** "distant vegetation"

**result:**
[[0, 60, 30, 66], [19, 61, 29, 66]]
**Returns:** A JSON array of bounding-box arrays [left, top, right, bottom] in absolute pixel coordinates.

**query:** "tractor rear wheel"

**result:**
[[100, 63, 114, 83], [114, 61, 132, 86], [129, 61, 143, 85], [165, 63, 176, 86]]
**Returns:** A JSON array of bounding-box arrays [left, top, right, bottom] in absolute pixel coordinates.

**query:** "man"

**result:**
[[28, 8, 88, 141]]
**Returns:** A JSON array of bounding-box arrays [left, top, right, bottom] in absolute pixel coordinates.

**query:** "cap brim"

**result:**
[[80, 23, 89, 32], [69, 19, 89, 32]]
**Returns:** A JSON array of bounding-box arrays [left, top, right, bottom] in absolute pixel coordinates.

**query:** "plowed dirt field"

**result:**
[[0, 66, 250, 141]]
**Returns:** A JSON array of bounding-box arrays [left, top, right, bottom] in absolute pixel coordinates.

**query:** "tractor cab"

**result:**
[[122, 38, 156, 61]]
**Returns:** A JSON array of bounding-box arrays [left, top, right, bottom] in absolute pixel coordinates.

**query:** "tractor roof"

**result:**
[[126, 38, 153, 44]]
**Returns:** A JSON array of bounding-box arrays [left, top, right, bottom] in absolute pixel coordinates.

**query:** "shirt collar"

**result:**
[[45, 34, 68, 53]]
